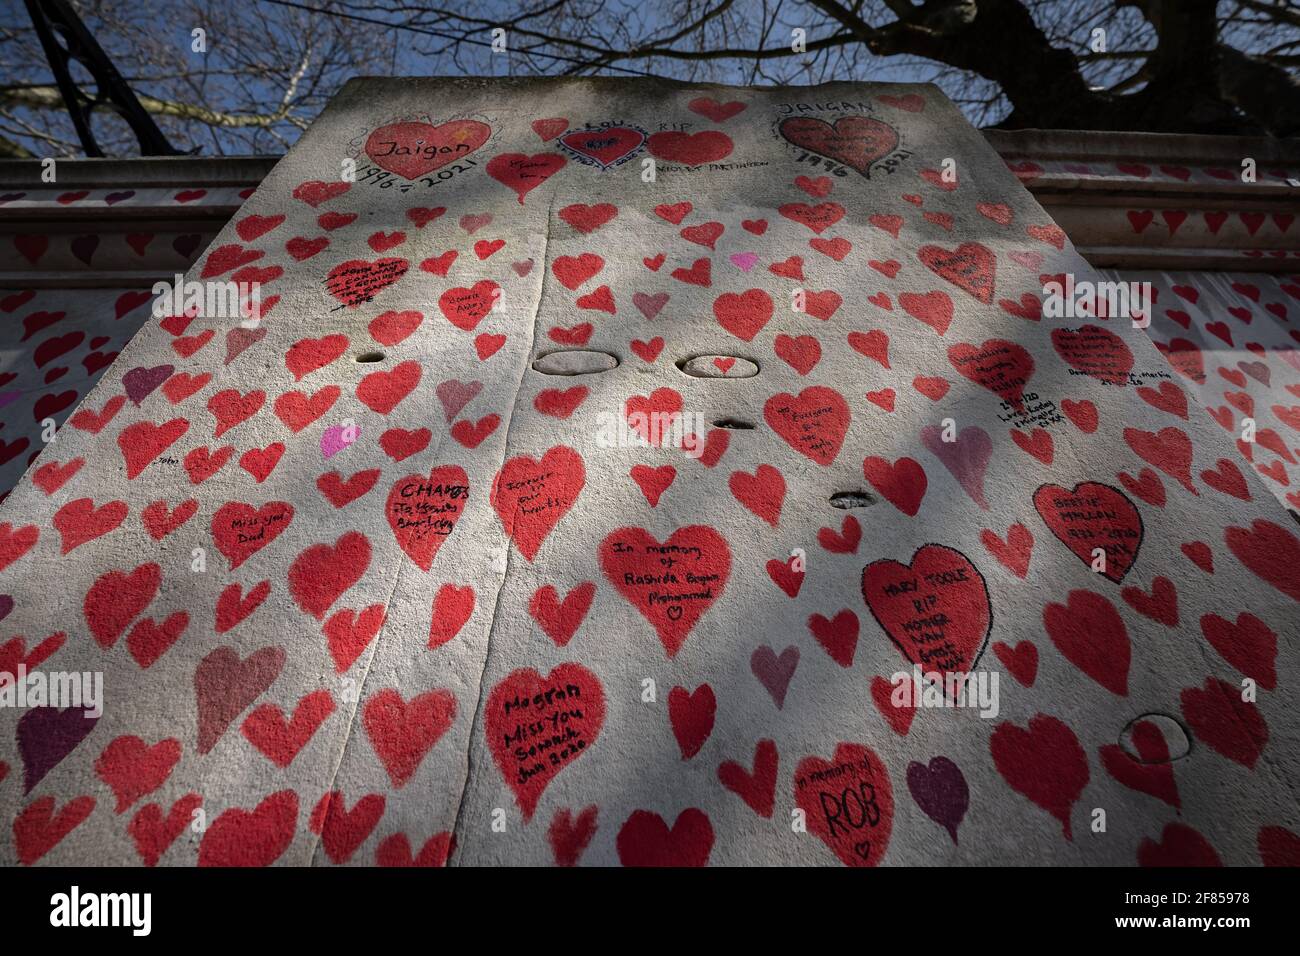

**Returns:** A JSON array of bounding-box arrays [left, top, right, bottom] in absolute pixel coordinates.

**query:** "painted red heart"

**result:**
[[1123, 426, 1197, 495], [668, 684, 716, 759], [729, 464, 784, 526], [1181, 677, 1268, 768], [948, 339, 1034, 410], [647, 130, 732, 165], [117, 418, 188, 479], [990, 713, 1088, 840], [918, 242, 995, 303], [898, 291, 953, 335], [438, 280, 499, 331], [1224, 519, 1300, 603], [210, 501, 293, 570], [560, 126, 645, 168], [793, 742, 894, 866], [357, 360, 421, 415], [861, 544, 991, 684], [385, 467, 468, 571], [1043, 590, 1130, 696], [616, 808, 714, 866], [713, 289, 773, 341], [287, 531, 370, 620], [1033, 481, 1143, 582], [717, 739, 778, 818], [600, 525, 731, 658], [52, 497, 127, 554], [862, 456, 926, 517], [486, 663, 605, 821], [778, 115, 899, 175], [1138, 823, 1222, 867], [243, 690, 336, 769], [309, 790, 384, 864], [365, 120, 490, 178], [763, 386, 849, 465], [198, 790, 297, 867], [83, 563, 160, 648], [129, 794, 201, 866], [363, 688, 456, 788], [94, 736, 181, 814], [1121, 575, 1178, 627], [528, 582, 595, 647], [1099, 719, 1179, 809], [871, 675, 915, 736], [547, 805, 598, 866], [1200, 612, 1276, 689], [1051, 325, 1134, 386], [13, 795, 97, 864], [487, 152, 566, 204], [491, 446, 584, 561], [326, 605, 386, 671], [325, 257, 409, 308]]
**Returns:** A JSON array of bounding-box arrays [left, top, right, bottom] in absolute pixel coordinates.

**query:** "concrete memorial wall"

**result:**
[[0, 77, 1297, 867]]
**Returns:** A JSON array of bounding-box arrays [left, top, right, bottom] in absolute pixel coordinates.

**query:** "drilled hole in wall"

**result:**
[[676, 354, 760, 378], [532, 349, 619, 376], [712, 418, 755, 430], [1118, 713, 1191, 763], [354, 351, 385, 363], [830, 490, 877, 509]]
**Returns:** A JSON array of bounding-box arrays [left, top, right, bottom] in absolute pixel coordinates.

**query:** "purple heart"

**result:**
[[104, 190, 135, 205], [18, 706, 100, 793], [906, 756, 969, 844], [70, 235, 100, 266], [436, 379, 482, 422], [0, 391, 21, 410], [751, 645, 799, 709], [632, 291, 669, 320], [122, 364, 174, 405], [1238, 360, 1269, 385], [920, 424, 991, 509], [172, 234, 201, 258], [0, 192, 25, 205], [0, 594, 13, 622]]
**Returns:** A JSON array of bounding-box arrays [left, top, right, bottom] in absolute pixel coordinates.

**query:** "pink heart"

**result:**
[[320, 423, 359, 459], [729, 252, 759, 272]]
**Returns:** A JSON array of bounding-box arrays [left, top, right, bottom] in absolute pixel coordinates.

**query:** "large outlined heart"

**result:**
[[861, 544, 992, 689], [1033, 481, 1143, 582]]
